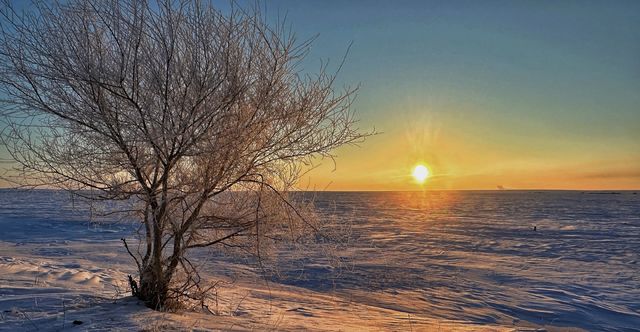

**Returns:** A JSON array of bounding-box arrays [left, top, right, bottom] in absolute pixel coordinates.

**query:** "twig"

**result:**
[[121, 238, 142, 273]]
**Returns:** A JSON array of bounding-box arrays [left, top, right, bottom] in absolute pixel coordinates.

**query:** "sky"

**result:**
[[257, 0, 640, 190], [1, 1, 639, 190]]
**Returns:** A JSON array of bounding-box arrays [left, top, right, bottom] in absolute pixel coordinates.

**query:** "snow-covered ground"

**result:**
[[1, 190, 638, 331]]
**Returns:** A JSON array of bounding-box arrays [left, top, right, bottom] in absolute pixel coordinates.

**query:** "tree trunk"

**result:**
[[137, 266, 169, 310]]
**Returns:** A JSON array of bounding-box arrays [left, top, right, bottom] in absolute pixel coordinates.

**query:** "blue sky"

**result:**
[[2, 1, 639, 189], [251, 0, 640, 189]]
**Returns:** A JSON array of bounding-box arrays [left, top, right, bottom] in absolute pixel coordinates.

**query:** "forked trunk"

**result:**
[[137, 266, 170, 310]]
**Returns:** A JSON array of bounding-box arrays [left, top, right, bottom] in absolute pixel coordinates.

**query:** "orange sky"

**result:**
[[2, 1, 639, 191], [300, 105, 640, 191], [281, 1, 640, 191]]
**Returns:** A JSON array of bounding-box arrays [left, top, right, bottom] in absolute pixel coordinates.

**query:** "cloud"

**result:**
[[577, 169, 640, 180]]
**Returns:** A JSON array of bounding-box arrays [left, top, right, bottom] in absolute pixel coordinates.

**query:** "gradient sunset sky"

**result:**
[[1, 1, 639, 190], [264, 0, 640, 190]]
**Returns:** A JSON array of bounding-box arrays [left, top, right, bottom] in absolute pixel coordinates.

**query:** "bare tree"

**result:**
[[0, 0, 365, 310]]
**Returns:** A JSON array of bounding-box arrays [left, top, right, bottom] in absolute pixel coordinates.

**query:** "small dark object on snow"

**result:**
[[128, 274, 139, 296], [533, 226, 537, 231], [72, 320, 83, 325]]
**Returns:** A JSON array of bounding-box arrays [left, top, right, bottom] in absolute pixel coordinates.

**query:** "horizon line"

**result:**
[[1, 187, 638, 192]]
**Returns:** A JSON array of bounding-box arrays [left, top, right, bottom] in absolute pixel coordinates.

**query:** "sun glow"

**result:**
[[412, 164, 430, 184]]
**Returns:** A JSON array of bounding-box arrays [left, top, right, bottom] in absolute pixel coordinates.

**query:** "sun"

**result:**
[[412, 164, 430, 184]]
